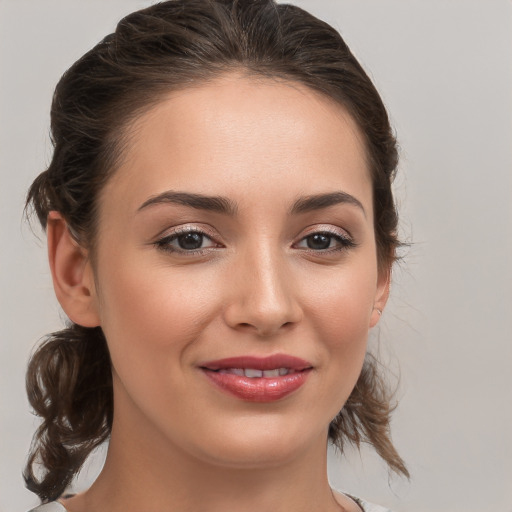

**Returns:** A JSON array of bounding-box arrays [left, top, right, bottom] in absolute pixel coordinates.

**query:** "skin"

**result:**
[[48, 73, 389, 512]]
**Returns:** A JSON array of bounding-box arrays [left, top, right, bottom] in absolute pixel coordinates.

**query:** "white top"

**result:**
[[28, 494, 392, 512]]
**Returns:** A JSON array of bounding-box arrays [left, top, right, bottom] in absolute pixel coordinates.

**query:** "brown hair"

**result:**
[[25, 0, 407, 502]]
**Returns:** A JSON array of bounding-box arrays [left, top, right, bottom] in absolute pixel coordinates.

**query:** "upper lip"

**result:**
[[199, 354, 312, 371]]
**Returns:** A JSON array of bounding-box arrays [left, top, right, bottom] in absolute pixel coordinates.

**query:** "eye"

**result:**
[[155, 229, 220, 254], [295, 230, 356, 252]]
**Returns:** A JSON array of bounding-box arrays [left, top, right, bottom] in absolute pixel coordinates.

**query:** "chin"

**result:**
[[185, 417, 325, 469]]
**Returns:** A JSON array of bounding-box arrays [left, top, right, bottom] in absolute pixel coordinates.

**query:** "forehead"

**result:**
[[101, 73, 372, 217]]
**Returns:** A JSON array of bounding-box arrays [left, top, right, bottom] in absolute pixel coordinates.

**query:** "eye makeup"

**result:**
[[153, 223, 357, 258]]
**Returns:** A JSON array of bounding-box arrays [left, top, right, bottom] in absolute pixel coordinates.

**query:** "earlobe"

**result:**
[[369, 267, 391, 328], [47, 211, 100, 327]]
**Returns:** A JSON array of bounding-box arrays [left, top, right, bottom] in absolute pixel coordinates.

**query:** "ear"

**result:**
[[369, 266, 391, 328], [47, 211, 100, 327]]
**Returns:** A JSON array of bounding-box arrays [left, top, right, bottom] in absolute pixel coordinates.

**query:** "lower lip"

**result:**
[[201, 369, 311, 402]]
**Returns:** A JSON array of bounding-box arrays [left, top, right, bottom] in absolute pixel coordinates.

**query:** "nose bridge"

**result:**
[[250, 243, 288, 308], [224, 237, 301, 335]]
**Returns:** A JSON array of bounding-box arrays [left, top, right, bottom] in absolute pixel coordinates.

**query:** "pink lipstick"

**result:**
[[199, 354, 312, 402]]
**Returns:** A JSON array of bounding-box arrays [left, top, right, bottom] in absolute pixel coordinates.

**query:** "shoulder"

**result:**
[[27, 496, 391, 512], [347, 494, 394, 512], [333, 488, 394, 512], [28, 502, 67, 512]]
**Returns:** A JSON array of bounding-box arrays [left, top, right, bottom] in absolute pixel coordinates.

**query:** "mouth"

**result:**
[[199, 354, 313, 402], [212, 367, 300, 377]]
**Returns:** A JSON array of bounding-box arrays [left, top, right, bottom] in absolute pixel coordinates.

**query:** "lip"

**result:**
[[199, 354, 313, 402]]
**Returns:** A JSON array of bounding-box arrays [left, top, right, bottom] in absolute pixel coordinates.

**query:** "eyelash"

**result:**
[[295, 229, 357, 254], [154, 228, 220, 256], [154, 227, 356, 256]]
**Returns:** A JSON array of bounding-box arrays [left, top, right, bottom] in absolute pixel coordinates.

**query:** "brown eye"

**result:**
[[306, 233, 332, 250], [295, 230, 356, 253], [155, 229, 219, 254], [177, 232, 204, 250]]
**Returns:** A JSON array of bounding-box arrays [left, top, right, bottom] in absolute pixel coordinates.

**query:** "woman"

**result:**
[[24, 1, 408, 511]]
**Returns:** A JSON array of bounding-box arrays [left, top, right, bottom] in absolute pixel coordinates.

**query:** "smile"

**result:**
[[215, 368, 297, 377], [199, 355, 313, 402]]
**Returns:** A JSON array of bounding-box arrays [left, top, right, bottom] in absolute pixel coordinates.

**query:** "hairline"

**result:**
[[85, 66, 377, 266]]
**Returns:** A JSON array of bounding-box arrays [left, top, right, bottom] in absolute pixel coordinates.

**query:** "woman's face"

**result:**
[[87, 73, 388, 468]]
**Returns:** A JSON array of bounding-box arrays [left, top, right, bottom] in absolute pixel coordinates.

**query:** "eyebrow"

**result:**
[[137, 190, 365, 217], [290, 191, 366, 217], [138, 191, 238, 215]]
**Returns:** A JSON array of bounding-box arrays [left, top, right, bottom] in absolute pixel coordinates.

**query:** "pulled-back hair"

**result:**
[[25, 0, 407, 502]]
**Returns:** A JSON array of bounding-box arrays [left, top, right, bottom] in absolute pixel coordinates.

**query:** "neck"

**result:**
[[75, 402, 343, 512]]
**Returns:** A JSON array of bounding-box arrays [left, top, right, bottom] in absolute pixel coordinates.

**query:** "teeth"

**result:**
[[244, 368, 263, 378], [218, 368, 244, 376], [216, 367, 293, 377]]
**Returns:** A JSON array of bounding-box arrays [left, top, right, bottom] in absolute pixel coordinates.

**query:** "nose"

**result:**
[[222, 246, 303, 337]]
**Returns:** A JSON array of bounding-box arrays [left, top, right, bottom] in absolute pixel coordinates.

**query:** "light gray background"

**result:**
[[1, 1, 511, 511]]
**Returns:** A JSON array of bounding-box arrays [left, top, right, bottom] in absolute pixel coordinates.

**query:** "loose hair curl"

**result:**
[[25, 0, 407, 502]]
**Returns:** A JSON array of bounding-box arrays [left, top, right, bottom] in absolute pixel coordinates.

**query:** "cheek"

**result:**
[[306, 263, 376, 338], [303, 262, 377, 387], [94, 254, 223, 371]]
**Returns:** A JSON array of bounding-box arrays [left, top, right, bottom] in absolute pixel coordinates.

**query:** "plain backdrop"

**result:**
[[1, 1, 511, 511]]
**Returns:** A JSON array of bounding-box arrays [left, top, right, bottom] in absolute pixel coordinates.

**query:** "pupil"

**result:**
[[307, 234, 331, 250], [178, 232, 203, 250]]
